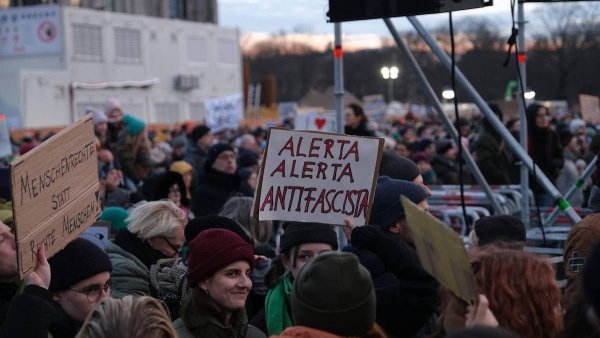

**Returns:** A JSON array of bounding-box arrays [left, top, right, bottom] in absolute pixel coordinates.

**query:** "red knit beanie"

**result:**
[[187, 228, 255, 286]]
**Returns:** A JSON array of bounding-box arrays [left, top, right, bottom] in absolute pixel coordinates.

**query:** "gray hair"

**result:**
[[126, 200, 186, 240]]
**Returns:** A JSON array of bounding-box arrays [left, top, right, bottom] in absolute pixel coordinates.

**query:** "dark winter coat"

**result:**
[[528, 128, 564, 192], [431, 155, 459, 185], [184, 142, 208, 178], [343, 230, 440, 338], [0, 285, 79, 338], [191, 168, 241, 217], [474, 126, 516, 185], [0, 282, 18, 326], [345, 122, 375, 137]]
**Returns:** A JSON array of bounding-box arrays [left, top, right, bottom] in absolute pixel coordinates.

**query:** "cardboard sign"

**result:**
[[401, 196, 478, 303], [11, 116, 100, 278], [204, 93, 243, 131], [256, 128, 384, 225], [580, 94, 600, 125]]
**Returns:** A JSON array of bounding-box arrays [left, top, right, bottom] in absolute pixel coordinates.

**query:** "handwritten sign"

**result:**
[[11, 116, 100, 278], [294, 109, 338, 132], [255, 128, 383, 225], [363, 94, 386, 123], [204, 93, 243, 131], [580, 94, 600, 125], [401, 196, 478, 303]]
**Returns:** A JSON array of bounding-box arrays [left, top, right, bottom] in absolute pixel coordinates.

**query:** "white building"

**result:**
[[0, 4, 242, 128]]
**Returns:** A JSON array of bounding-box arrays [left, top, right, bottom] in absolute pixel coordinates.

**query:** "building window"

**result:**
[[72, 23, 103, 62], [217, 38, 237, 65], [186, 35, 208, 64], [114, 27, 142, 63], [155, 103, 180, 123], [189, 102, 204, 122]]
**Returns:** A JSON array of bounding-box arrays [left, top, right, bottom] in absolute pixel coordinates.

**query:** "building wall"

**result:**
[[0, 5, 241, 128]]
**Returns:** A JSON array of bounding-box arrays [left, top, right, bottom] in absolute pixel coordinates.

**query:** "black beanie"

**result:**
[[205, 143, 235, 171], [473, 215, 526, 246], [185, 215, 252, 245], [370, 176, 428, 231], [279, 222, 338, 254], [190, 125, 211, 143], [48, 238, 112, 292], [291, 251, 376, 337], [379, 149, 421, 181], [436, 139, 454, 155]]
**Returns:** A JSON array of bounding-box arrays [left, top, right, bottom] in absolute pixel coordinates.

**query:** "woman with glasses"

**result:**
[[249, 222, 338, 336], [0, 238, 112, 338], [105, 200, 186, 298]]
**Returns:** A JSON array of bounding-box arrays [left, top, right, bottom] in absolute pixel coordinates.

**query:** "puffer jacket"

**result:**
[[104, 241, 150, 298]]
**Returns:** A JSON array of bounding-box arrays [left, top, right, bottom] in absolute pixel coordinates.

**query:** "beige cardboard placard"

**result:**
[[580, 94, 600, 125], [11, 116, 100, 278], [254, 128, 384, 226], [401, 196, 478, 303]]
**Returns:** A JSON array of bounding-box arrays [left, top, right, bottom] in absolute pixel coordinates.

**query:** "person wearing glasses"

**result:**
[[105, 200, 186, 298], [249, 222, 338, 336], [0, 238, 112, 338]]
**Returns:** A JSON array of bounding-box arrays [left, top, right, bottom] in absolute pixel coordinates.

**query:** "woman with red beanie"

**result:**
[[173, 229, 266, 338]]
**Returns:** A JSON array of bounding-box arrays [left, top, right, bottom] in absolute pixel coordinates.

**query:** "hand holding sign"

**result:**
[[24, 244, 50, 289]]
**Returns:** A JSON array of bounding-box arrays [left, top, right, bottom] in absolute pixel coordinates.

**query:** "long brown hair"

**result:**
[[470, 246, 563, 338]]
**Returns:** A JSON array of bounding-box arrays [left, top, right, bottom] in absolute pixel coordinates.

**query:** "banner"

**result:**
[[0, 5, 63, 57], [402, 196, 478, 303], [294, 108, 338, 132], [255, 128, 383, 225], [11, 116, 100, 278], [204, 93, 243, 131], [363, 94, 386, 123], [580, 94, 600, 125]]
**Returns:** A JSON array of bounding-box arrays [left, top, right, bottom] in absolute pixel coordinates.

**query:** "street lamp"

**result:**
[[381, 66, 399, 102], [442, 88, 455, 100]]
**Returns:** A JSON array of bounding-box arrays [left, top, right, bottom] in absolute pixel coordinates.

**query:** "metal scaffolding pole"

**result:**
[[517, 2, 530, 228], [384, 18, 504, 215], [334, 23, 344, 134], [407, 16, 581, 224], [544, 156, 596, 227]]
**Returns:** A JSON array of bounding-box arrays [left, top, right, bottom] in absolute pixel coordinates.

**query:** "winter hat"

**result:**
[[104, 98, 121, 113], [279, 222, 338, 254], [184, 215, 252, 245], [170, 161, 193, 176], [205, 143, 235, 171], [190, 125, 211, 143], [370, 176, 428, 231], [559, 130, 574, 148], [291, 251, 376, 337], [563, 214, 600, 280], [99, 206, 129, 233], [379, 149, 420, 181], [187, 229, 254, 286], [86, 107, 108, 125], [419, 139, 434, 152], [436, 139, 454, 155], [473, 215, 526, 247], [570, 119, 586, 135], [411, 151, 430, 164], [583, 243, 600, 318], [171, 135, 187, 149], [238, 151, 259, 169], [122, 114, 146, 135], [48, 238, 113, 292]]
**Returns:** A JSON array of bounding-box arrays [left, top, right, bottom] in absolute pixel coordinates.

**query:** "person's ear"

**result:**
[[388, 222, 401, 234], [198, 279, 209, 293]]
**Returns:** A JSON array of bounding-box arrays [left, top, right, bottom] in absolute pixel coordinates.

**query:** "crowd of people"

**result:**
[[0, 98, 599, 338]]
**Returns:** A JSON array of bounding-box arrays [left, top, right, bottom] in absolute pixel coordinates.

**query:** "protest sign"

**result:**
[[580, 94, 600, 125], [0, 115, 12, 158], [11, 116, 100, 278], [255, 128, 384, 225], [80, 221, 111, 249], [401, 196, 478, 303], [363, 94, 386, 123], [294, 108, 338, 132], [278, 101, 298, 121], [204, 93, 243, 131]]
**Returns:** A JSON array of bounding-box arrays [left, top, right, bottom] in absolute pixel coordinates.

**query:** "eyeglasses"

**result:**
[[70, 280, 113, 303], [161, 236, 182, 254]]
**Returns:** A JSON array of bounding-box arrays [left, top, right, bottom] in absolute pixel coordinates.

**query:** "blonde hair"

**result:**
[[126, 200, 187, 240], [76, 296, 176, 338]]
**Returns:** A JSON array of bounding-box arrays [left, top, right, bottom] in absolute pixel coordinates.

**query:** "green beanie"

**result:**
[[99, 207, 129, 233], [122, 114, 146, 135]]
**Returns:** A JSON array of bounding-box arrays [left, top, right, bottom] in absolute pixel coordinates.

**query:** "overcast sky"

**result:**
[[218, 0, 544, 35]]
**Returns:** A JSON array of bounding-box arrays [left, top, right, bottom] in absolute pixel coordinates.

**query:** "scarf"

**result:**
[[265, 274, 294, 336]]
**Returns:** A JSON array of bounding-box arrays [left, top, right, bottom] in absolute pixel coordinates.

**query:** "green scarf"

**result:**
[[265, 274, 294, 336]]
